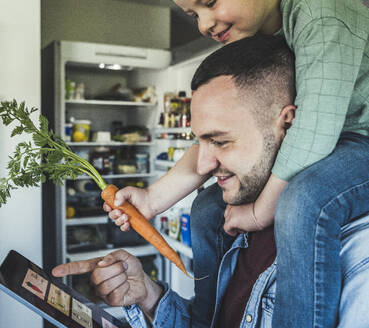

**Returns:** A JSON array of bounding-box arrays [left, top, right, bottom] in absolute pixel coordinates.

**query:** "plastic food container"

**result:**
[[72, 120, 91, 142], [92, 131, 111, 142], [135, 153, 149, 173]]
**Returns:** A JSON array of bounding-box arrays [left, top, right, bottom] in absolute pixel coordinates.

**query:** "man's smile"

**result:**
[[215, 174, 235, 186]]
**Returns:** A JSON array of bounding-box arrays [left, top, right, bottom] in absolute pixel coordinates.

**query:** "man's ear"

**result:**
[[278, 104, 296, 131]]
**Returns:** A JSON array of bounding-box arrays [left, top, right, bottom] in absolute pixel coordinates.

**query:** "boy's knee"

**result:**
[[277, 165, 325, 214], [275, 168, 328, 242]]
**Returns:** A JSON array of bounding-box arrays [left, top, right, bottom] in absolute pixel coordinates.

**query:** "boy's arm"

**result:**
[[253, 174, 288, 227], [223, 174, 287, 234], [106, 144, 209, 225], [147, 144, 209, 215]]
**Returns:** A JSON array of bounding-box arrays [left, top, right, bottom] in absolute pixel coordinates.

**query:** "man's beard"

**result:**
[[219, 131, 279, 205]]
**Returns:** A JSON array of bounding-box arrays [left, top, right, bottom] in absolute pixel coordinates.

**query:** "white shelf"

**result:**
[[155, 159, 176, 168], [66, 244, 158, 262], [67, 141, 154, 147], [155, 139, 194, 148], [66, 216, 109, 226], [67, 173, 157, 180], [65, 99, 156, 107], [163, 235, 193, 259], [155, 127, 191, 134]]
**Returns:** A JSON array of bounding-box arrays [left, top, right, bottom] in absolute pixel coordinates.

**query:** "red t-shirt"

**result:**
[[216, 225, 276, 328]]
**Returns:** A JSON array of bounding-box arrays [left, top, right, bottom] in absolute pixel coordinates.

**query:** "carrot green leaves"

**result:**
[[0, 100, 107, 207]]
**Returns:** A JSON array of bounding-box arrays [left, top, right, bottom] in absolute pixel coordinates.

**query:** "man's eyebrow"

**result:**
[[197, 131, 229, 140]]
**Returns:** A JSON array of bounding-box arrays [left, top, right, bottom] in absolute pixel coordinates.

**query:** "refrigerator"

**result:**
[[41, 39, 219, 321]]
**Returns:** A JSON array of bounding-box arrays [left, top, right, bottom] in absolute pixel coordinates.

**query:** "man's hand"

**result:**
[[103, 186, 154, 232], [52, 250, 163, 312]]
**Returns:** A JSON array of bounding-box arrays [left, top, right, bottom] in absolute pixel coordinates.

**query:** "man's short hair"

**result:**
[[191, 35, 295, 128]]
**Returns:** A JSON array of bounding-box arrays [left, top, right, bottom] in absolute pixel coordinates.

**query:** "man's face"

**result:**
[[191, 76, 280, 204], [173, 0, 282, 44]]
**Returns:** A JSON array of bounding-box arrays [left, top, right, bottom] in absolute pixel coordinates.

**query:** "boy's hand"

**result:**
[[103, 186, 154, 231], [223, 174, 287, 235], [223, 203, 263, 236]]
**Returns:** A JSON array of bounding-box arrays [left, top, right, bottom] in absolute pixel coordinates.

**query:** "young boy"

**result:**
[[106, 1, 369, 327]]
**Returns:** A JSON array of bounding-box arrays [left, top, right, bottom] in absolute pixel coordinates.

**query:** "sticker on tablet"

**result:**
[[102, 317, 119, 328], [22, 268, 49, 300], [47, 283, 71, 316], [72, 298, 92, 328]]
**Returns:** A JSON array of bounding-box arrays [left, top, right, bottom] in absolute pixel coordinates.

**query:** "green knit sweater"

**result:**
[[273, 0, 369, 181]]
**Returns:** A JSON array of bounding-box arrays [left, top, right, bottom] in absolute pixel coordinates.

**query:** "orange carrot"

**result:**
[[101, 184, 192, 278]]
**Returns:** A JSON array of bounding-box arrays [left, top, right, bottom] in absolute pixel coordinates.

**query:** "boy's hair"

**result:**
[[191, 34, 296, 128]]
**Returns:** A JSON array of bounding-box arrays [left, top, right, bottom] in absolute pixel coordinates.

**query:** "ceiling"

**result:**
[[113, 0, 196, 25], [113, 0, 202, 48], [114, 0, 177, 8]]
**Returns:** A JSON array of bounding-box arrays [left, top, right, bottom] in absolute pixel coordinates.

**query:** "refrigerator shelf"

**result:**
[[155, 159, 176, 168], [66, 244, 158, 262], [65, 99, 156, 107], [155, 127, 191, 134], [66, 141, 155, 147], [65, 216, 109, 226], [66, 173, 157, 180]]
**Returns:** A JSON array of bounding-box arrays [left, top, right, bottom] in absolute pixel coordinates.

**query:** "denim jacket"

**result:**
[[122, 214, 369, 328]]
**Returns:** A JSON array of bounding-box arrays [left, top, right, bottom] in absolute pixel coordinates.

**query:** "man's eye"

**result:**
[[210, 139, 227, 147]]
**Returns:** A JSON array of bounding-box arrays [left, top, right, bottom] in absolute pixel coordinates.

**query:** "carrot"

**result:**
[[101, 184, 193, 278]]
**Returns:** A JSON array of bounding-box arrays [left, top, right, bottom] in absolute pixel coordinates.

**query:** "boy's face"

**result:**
[[173, 0, 282, 44], [191, 76, 280, 205]]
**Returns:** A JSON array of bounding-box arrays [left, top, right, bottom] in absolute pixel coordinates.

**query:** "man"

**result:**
[[53, 35, 369, 327]]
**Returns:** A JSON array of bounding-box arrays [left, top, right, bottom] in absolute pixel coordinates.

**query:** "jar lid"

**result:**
[[135, 153, 148, 158], [74, 120, 91, 124], [94, 146, 110, 152]]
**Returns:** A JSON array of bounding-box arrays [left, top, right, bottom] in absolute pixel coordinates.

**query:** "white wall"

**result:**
[[0, 1, 42, 327]]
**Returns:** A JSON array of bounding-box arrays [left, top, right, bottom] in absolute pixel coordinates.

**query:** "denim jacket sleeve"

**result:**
[[121, 281, 208, 328]]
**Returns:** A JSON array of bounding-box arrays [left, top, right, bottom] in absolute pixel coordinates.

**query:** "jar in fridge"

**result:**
[[91, 147, 112, 175], [72, 120, 91, 142]]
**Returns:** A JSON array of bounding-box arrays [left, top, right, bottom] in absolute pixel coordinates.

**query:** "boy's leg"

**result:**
[[190, 183, 235, 326], [272, 132, 369, 328]]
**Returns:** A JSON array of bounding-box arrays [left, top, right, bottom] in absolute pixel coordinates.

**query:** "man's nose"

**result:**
[[197, 10, 216, 37], [197, 144, 218, 176]]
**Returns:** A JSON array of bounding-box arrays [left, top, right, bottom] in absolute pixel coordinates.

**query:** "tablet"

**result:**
[[0, 250, 130, 328]]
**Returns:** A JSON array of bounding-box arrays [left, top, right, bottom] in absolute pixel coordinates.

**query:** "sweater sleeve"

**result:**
[[272, 15, 367, 181]]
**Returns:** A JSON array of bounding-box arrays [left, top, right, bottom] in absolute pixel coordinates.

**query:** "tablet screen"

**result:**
[[0, 250, 130, 328]]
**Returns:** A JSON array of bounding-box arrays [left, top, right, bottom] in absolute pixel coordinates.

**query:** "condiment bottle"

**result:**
[[91, 147, 111, 175]]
